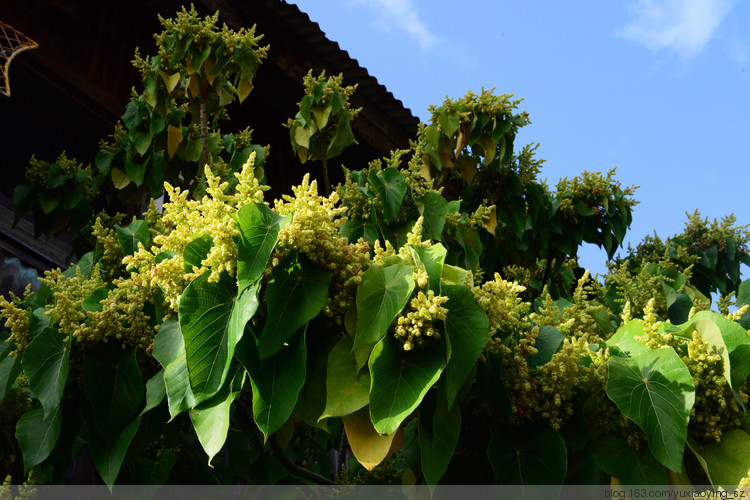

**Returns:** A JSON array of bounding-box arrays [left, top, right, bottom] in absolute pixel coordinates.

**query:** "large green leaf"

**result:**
[[669, 318, 732, 393], [476, 350, 512, 418], [593, 434, 666, 484], [89, 417, 141, 488], [455, 225, 482, 270], [183, 234, 213, 272], [319, 336, 370, 421], [237, 328, 307, 440], [180, 272, 259, 403], [235, 203, 290, 293], [418, 390, 461, 486], [606, 349, 695, 472], [408, 243, 446, 293], [688, 430, 750, 488], [606, 320, 651, 357], [368, 167, 407, 223], [340, 215, 379, 245], [369, 335, 445, 435], [153, 318, 195, 418], [442, 284, 488, 409], [116, 219, 149, 256], [82, 347, 144, 442], [190, 363, 245, 465], [15, 405, 62, 472], [487, 422, 567, 484], [687, 310, 750, 353], [418, 192, 451, 241], [258, 255, 331, 359], [22, 328, 70, 418], [353, 263, 415, 367]]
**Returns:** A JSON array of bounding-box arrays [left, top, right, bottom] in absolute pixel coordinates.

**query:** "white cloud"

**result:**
[[354, 0, 440, 50], [619, 0, 735, 57]]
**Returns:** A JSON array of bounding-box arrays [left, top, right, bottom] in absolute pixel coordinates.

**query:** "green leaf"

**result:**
[[0, 347, 22, 404], [258, 255, 331, 358], [89, 417, 141, 488], [319, 336, 370, 421], [15, 405, 62, 473], [487, 422, 567, 484], [455, 225, 482, 269], [606, 320, 651, 357], [22, 328, 70, 418], [82, 347, 144, 442], [687, 310, 750, 353], [122, 101, 141, 130], [189, 363, 245, 464], [133, 130, 153, 156], [82, 288, 109, 312], [669, 318, 732, 392], [237, 328, 307, 440], [116, 219, 149, 256], [369, 335, 445, 435], [312, 105, 332, 130], [180, 273, 259, 404], [526, 325, 564, 369], [477, 350, 512, 418], [593, 434, 666, 484], [408, 243, 446, 293], [141, 370, 166, 416], [38, 191, 61, 214], [441, 264, 473, 288], [442, 284, 489, 409], [438, 111, 460, 137], [419, 390, 461, 485], [150, 113, 166, 135], [606, 349, 695, 472], [340, 216, 378, 245], [700, 245, 718, 270], [235, 203, 290, 293], [353, 263, 415, 368], [368, 168, 407, 223], [95, 149, 115, 174], [153, 319, 195, 419], [688, 430, 750, 488], [418, 192, 450, 241], [183, 234, 213, 272]]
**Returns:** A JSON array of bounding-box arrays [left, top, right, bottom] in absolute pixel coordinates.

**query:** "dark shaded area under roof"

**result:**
[[0, 0, 420, 289]]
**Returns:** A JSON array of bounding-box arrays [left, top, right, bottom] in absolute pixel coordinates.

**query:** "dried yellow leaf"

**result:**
[[167, 124, 183, 158], [343, 406, 404, 471], [238, 78, 254, 103], [111, 168, 131, 189]]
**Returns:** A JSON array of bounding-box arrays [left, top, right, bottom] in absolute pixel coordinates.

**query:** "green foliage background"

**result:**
[[2, 6, 750, 490]]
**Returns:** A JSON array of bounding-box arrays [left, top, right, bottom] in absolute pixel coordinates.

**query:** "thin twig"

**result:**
[[268, 434, 336, 485]]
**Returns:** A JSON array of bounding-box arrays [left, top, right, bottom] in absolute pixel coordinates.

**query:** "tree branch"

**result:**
[[268, 433, 336, 485]]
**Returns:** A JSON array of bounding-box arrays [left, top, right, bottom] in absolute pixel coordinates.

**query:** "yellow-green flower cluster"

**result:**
[[393, 290, 449, 351], [38, 267, 104, 345], [273, 174, 347, 265], [472, 272, 531, 341], [126, 154, 268, 309], [0, 289, 32, 352], [273, 173, 371, 324]]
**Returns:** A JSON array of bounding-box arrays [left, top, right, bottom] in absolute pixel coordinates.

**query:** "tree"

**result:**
[[2, 6, 750, 489]]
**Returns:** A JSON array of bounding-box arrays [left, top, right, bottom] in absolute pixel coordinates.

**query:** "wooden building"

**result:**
[[0, 0, 420, 295]]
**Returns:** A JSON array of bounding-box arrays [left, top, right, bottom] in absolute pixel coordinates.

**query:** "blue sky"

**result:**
[[290, 0, 750, 276]]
